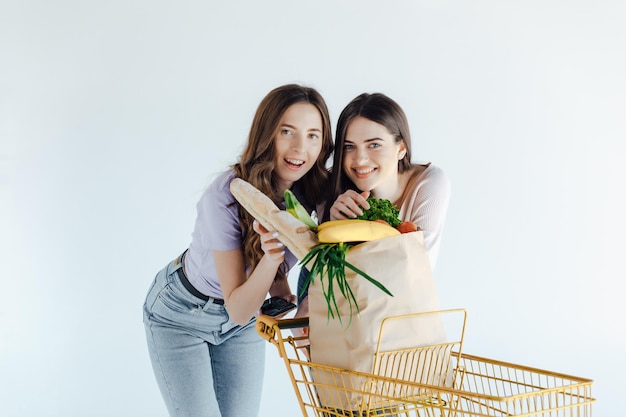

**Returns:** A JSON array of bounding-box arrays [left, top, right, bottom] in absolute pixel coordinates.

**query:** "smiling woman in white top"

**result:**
[[296, 92, 450, 314]]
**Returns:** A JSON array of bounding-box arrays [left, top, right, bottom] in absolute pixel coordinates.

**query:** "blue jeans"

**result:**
[[297, 267, 310, 305], [143, 257, 264, 417]]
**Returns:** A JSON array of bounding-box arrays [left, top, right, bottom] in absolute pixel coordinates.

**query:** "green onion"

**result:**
[[300, 242, 393, 327]]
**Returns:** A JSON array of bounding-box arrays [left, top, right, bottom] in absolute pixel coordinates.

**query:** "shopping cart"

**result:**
[[257, 309, 595, 416]]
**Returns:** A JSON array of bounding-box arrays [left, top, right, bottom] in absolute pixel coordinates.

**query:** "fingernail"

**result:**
[[272, 232, 279, 238], [277, 242, 284, 248]]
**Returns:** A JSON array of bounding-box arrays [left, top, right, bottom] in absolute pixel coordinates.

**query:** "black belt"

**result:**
[[175, 252, 224, 305]]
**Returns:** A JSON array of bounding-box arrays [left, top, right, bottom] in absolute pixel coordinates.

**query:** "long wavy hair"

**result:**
[[324, 93, 412, 221], [232, 84, 333, 280]]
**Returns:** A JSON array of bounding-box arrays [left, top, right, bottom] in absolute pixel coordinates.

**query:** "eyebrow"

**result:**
[[280, 123, 322, 133], [345, 137, 384, 143]]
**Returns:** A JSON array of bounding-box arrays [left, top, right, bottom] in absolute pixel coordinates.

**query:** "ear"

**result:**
[[398, 142, 407, 160]]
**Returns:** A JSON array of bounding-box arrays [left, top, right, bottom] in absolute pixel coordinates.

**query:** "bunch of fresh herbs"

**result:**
[[355, 198, 401, 227]]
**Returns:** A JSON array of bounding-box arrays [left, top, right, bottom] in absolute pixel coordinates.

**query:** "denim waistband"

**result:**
[[174, 251, 225, 305]]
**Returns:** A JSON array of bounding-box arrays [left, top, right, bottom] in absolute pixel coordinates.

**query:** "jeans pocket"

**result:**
[[144, 266, 194, 321], [157, 282, 199, 313]]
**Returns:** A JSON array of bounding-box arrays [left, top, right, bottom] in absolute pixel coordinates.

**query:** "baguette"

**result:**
[[229, 178, 318, 260]]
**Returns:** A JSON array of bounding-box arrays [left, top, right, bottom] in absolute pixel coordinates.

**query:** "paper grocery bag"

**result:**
[[308, 231, 449, 410]]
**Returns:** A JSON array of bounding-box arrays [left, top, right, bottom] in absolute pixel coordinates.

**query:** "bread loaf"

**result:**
[[229, 178, 318, 260]]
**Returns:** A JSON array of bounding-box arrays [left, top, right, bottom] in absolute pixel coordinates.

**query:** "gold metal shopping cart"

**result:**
[[257, 309, 595, 417]]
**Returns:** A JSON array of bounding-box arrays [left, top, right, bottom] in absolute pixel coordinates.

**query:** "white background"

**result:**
[[1, 1, 625, 416]]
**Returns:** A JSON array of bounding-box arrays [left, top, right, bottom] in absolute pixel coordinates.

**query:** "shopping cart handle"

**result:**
[[274, 316, 309, 329], [257, 314, 309, 344], [257, 314, 309, 330]]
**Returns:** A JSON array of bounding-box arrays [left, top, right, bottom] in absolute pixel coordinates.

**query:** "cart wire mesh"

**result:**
[[257, 309, 595, 416]]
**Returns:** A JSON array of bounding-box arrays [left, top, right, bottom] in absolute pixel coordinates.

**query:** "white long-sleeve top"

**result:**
[[397, 163, 451, 270]]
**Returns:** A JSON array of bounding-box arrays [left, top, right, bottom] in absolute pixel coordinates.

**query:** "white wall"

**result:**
[[2, 1, 624, 415]]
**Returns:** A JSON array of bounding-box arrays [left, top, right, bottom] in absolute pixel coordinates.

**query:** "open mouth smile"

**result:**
[[285, 158, 305, 170], [353, 167, 376, 178]]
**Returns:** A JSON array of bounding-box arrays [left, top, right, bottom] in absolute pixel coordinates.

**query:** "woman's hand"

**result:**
[[253, 220, 285, 264], [269, 278, 297, 305], [291, 297, 310, 358], [329, 190, 371, 220]]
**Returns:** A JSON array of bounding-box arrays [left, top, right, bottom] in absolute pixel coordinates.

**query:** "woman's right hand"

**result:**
[[253, 220, 285, 264], [329, 190, 371, 220]]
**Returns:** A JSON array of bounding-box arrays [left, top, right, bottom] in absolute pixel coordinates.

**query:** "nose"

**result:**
[[291, 134, 306, 152], [355, 146, 369, 163]]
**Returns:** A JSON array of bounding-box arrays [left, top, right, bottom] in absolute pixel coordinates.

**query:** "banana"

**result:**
[[317, 219, 400, 243], [284, 189, 317, 230]]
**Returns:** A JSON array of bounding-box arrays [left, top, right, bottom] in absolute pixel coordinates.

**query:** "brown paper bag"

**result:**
[[308, 231, 449, 410]]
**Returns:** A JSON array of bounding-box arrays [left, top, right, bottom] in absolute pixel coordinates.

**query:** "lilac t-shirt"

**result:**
[[184, 169, 298, 299]]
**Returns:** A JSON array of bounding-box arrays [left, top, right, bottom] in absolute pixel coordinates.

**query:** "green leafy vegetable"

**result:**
[[356, 197, 401, 227], [284, 189, 317, 229]]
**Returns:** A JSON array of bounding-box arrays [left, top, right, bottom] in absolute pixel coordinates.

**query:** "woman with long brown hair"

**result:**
[[143, 84, 333, 417], [296, 92, 450, 316]]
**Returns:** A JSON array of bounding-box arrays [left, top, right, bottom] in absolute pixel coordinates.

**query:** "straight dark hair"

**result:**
[[324, 93, 412, 220]]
